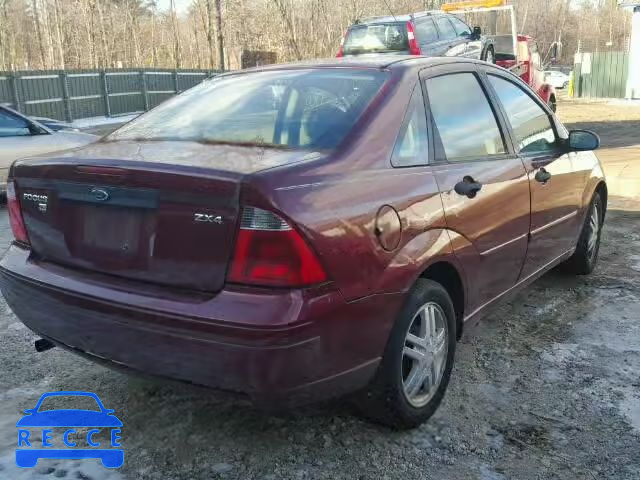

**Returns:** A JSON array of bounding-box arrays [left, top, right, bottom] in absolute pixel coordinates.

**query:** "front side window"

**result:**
[[0, 110, 31, 137], [110, 69, 387, 151], [434, 17, 457, 41], [449, 17, 471, 37], [391, 86, 429, 167], [342, 23, 408, 55], [426, 73, 505, 161], [488, 75, 557, 154]]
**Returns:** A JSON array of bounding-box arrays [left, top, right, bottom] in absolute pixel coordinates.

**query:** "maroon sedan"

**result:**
[[0, 57, 605, 428]]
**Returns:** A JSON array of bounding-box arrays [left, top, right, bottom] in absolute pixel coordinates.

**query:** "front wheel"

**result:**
[[483, 46, 495, 64], [357, 279, 457, 429], [562, 192, 604, 274]]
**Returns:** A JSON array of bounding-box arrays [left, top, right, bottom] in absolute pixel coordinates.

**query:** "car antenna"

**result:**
[[382, 0, 397, 20]]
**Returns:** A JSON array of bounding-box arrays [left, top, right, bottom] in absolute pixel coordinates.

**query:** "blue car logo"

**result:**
[[16, 391, 123, 468]]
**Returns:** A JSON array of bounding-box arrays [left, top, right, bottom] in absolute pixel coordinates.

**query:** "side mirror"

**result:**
[[568, 130, 599, 151], [472, 26, 481, 39], [27, 122, 47, 135]]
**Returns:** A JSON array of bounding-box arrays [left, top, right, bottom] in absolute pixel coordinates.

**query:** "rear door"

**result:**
[[414, 17, 442, 56], [433, 16, 466, 57], [421, 64, 530, 313], [484, 70, 587, 278]]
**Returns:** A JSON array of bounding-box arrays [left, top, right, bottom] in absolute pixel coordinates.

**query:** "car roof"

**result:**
[[355, 10, 446, 25], [222, 56, 489, 78]]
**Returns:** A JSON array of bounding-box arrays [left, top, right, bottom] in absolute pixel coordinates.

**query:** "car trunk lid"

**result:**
[[12, 141, 317, 292]]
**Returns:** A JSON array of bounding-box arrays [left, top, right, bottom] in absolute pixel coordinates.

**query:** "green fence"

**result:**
[[0, 68, 219, 122], [573, 51, 629, 99]]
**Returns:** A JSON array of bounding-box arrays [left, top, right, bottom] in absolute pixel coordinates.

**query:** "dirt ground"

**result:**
[[0, 98, 638, 480]]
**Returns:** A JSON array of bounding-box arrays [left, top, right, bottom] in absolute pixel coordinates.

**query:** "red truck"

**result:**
[[494, 34, 557, 111]]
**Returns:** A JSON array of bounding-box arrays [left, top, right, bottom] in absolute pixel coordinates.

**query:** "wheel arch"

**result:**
[[419, 261, 466, 340], [594, 180, 608, 218]]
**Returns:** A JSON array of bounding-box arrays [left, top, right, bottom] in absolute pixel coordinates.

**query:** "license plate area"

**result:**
[[81, 204, 146, 256]]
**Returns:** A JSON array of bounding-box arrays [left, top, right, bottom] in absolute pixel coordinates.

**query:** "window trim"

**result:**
[[481, 69, 564, 157], [390, 83, 432, 169], [420, 67, 514, 164]]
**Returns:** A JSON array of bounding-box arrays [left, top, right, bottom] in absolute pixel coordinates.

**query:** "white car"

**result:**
[[544, 70, 570, 89], [0, 106, 97, 193]]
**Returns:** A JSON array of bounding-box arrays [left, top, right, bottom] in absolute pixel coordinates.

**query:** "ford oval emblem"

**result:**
[[90, 187, 110, 202]]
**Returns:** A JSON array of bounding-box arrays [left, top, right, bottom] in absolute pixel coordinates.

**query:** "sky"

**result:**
[[155, 0, 193, 14]]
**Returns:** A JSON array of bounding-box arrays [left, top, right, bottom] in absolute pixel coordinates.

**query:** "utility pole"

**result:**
[[626, 6, 640, 98]]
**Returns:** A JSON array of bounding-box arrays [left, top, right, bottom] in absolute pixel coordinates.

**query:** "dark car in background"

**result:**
[[0, 57, 605, 429], [337, 11, 495, 62]]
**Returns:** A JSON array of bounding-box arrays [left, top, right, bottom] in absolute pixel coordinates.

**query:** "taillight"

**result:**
[[336, 30, 346, 57], [407, 22, 422, 55], [229, 207, 327, 288], [7, 181, 29, 245]]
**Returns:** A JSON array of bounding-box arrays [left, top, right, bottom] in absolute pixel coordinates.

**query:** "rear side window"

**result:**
[[434, 17, 457, 41], [426, 73, 505, 161], [0, 110, 30, 137], [415, 18, 438, 43], [449, 17, 471, 37], [391, 86, 429, 167], [110, 69, 387, 151], [342, 23, 408, 55], [488, 75, 557, 154]]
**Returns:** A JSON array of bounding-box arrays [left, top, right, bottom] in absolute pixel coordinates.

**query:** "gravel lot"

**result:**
[[0, 100, 639, 480]]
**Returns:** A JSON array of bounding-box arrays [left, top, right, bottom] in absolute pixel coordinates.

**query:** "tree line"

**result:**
[[0, 0, 633, 72]]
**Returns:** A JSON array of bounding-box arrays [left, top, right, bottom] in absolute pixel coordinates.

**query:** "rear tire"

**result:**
[[356, 279, 457, 429], [562, 192, 604, 275]]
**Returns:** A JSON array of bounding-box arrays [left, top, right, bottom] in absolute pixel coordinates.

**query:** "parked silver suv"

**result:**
[[0, 106, 97, 193]]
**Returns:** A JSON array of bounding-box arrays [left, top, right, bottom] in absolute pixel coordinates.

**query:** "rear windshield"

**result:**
[[343, 22, 408, 55], [109, 69, 387, 150]]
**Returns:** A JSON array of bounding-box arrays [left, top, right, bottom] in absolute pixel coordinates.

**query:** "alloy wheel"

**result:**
[[401, 302, 448, 408]]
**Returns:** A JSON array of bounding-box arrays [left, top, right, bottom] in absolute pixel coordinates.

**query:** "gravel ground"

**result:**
[[0, 103, 639, 480]]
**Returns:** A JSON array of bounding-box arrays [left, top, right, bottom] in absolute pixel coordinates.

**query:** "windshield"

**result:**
[[109, 69, 387, 150], [342, 23, 409, 55]]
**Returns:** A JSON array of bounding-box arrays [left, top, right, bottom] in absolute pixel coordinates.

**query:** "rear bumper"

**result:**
[[0, 245, 404, 406]]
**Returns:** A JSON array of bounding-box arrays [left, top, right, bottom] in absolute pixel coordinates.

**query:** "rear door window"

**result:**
[[434, 17, 457, 41], [0, 110, 31, 137], [426, 73, 505, 161], [342, 23, 408, 55], [487, 74, 558, 154], [391, 86, 429, 167], [415, 18, 438, 43]]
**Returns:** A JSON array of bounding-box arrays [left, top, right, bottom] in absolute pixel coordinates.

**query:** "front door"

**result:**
[[484, 71, 587, 278], [433, 16, 467, 58], [422, 66, 530, 314]]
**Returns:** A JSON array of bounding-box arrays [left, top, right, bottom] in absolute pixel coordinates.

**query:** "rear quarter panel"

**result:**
[[246, 67, 461, 303]]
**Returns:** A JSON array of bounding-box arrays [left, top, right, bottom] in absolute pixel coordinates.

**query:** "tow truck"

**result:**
[[442, 0, 557, 111]]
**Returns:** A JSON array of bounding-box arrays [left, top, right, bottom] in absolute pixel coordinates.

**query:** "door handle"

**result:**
[[454, 176, 483, 198], [535, 168, 552, 183]]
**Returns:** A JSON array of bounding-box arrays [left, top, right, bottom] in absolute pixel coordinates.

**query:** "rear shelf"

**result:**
[[13, 161, 242, 292]]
